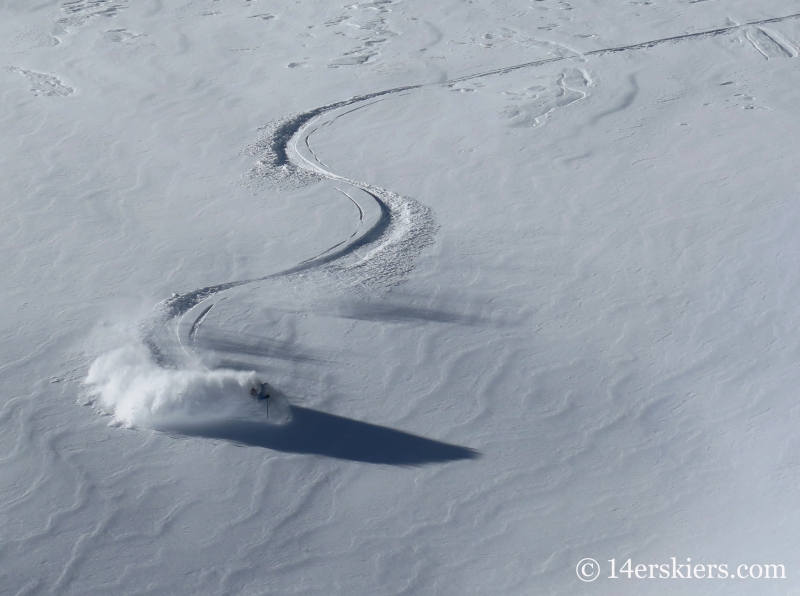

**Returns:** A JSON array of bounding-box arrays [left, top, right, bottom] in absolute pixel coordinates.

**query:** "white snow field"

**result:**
[[2, 0, 800, 593]]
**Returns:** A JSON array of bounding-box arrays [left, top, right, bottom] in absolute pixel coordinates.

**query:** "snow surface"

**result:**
[[2, 0, 800, 594]]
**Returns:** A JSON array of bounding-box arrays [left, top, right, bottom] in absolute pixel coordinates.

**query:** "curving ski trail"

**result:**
[[142, 10, 800, 369]]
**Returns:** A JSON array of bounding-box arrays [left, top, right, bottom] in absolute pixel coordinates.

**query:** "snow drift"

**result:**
[[84, 345, 289, 428]]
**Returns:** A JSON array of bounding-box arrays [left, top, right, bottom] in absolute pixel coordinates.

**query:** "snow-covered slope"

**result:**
[[2, 0, 800, 594]]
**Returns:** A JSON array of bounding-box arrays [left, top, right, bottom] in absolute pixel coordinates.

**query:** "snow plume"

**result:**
[[85, 345, 284, 428]]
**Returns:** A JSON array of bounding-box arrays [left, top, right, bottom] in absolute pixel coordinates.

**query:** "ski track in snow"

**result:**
[[745, 26, 800, 58], [143, 9, 800, 377], [4, 4, 799, 593]]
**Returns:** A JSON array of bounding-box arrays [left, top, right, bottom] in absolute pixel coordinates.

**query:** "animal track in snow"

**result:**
[[61, 0, 125, 14], [344, 0, 394, 14], [729, 92, 764, 110], [104, 29, 147, 44], [329, 53, 374, 68], [466, 28, 580, 58], [530, 0, 574, 12], [10, 68, 73, 97], [448, 81, 484, 93], [59, 0, 127, 27], [7, 29, 61, 52], [502, 68, 591, 127], [325, 15, 350, 27], [325, 2, 398, 67]]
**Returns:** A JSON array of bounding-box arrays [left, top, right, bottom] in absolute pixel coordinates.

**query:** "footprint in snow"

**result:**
[[9, 67, 73, 97]]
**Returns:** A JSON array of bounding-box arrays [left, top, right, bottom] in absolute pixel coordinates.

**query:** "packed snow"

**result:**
[[2, 0, 800, 594]]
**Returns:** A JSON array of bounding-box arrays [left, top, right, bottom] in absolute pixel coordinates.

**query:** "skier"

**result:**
[[250, 383, 271, 402]]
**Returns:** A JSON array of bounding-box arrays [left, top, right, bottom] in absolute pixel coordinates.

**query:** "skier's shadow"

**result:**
[[164, 406, 479, 466]]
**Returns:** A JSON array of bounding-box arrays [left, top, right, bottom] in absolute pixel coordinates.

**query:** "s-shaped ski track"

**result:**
[[143, 11, 800, 368]]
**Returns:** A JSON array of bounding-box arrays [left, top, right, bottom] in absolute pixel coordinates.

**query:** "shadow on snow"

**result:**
[[160, 405, 480, 466]]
